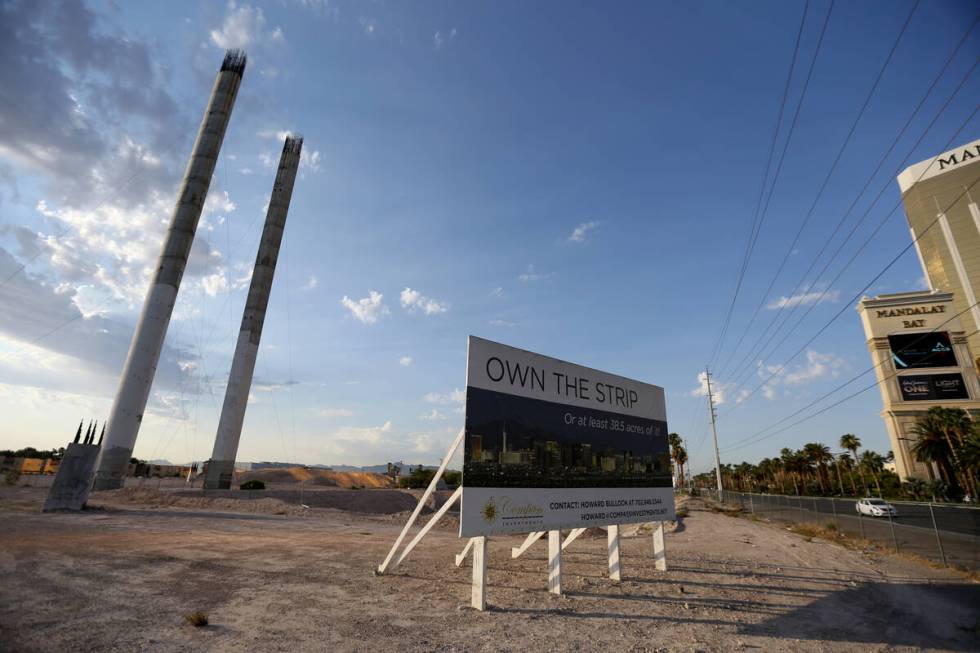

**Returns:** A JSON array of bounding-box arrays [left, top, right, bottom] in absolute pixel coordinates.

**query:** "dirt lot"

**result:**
[[0, 486, 977, 652]]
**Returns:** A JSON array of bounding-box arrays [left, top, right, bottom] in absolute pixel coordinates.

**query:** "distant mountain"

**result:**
[[249, 460, 439, 473]]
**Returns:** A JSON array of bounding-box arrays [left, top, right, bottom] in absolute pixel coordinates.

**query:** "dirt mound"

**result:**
[[90, 488, 307, 516], [236, 467, 394, 489]]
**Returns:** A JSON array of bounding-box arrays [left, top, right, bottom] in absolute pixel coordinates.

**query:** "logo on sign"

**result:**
[[482, 499, 497, 524]]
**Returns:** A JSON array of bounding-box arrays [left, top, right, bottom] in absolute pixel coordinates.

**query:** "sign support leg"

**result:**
[[561, 527, 587, 550], [548, 530, 562, 595], [607, 525, 621, 582], [653, 521, 667, 571], [392, 486, 462, 569], [455, 537, 475, 567], [472, 536, 487, 611], [377, 428, 463, 574], [511, 530, 545, 558]]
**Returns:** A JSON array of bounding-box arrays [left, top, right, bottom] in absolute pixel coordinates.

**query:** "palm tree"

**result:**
[[780, 448, 800, 495], [909, 406, 975, 496], [860, 451, 885, 497], [840, 434, 865, 492], [803, 443, 832, 495], [667, 433, 685, 486], [674, 446, 688, 488]]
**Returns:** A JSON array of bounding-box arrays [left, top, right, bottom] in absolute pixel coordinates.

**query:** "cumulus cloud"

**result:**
[[399, 356, 413, 367], [766, 289, 840, 310], [0, 247, 199, 397], [567, 221, 599, 243], [302, 275, 317, 291], [210, 1, 267, 49], [489, 319, 515, 327], [340, 291, 388, 324], [689, 371, 748, 406], [400, 287, 449, 315], [756, 350, 848, 399], [420, 408, 446, 421]]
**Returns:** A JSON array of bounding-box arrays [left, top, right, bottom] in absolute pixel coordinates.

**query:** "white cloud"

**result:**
[[434, 27, 457, 49], [201, 270, 229, 297], [340, 291, 388, 324], [300, 148, 322, 174], [490, 286, 504, 298], [318, 407, 354, 418], [400, 287, 449, 315], [420, 408, 446, 421], [519, 264, 551, 283], [302, 275, 317, 291], [766, 289, 840, 310], [399, 356, 413, 367], [490, 319, 515, 327], [271, 26, 284, 42], [567, 220, 599, 243], [210, 2, 266, 49], [755, 349, 848, 399], [424, 388, 465, 405], [332, 420, 392, 445], [689, 371, 748, 406]]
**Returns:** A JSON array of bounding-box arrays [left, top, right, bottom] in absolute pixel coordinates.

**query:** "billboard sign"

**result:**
[[460, 336, 673, 537], [898, 373, 969, 401], [888, 332, 957, 369]]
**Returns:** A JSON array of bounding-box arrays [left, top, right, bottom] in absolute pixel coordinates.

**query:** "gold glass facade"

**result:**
[[899, 138, 980, 365]]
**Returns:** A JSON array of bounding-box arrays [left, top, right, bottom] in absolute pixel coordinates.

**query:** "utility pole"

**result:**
[[705, 368, 723, 500]]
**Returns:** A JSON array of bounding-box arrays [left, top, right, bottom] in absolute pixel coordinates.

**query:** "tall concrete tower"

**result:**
[[204, 136, 303, 489], [93, 50, 247, 490]]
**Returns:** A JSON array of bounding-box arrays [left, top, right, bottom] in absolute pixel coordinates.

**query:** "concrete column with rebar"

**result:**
[[204, 136, 303, 489], [93, 50, 247, 491]]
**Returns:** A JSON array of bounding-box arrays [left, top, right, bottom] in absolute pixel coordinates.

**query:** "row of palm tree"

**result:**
[[667, 432, 687, 488], [686, 407, 980, 501]]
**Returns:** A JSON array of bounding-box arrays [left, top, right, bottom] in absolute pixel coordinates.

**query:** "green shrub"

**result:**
[[239, 479, 265, 490], [675, 506, 689, 518], [4, 470, 20, 486]]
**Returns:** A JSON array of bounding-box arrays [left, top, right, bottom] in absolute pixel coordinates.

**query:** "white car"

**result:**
[[856, 498, 897, 517]]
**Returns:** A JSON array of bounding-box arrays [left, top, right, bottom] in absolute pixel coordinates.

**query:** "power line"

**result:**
[[716, 0, 924, 378], [722, 173, 980, 417], [722, 297, 980, 452], [704, 0, 814, 369], [722, 49, 980, 391], [725, 322, 980, 454]]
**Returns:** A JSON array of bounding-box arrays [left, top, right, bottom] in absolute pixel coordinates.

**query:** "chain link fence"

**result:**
[[719, 490, 979, 571]]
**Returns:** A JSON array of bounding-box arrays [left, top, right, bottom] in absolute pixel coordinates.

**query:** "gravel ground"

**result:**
[[0, 486, 977, 652]]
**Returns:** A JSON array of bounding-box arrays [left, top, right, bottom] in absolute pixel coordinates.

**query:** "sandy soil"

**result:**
[[0, 486, 977, 652]]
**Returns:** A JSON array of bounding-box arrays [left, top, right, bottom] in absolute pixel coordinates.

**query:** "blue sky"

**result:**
[[0, 0, 977, 470]]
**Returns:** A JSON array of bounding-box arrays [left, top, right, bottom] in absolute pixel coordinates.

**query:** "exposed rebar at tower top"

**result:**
[[221, 49, 247, 76]]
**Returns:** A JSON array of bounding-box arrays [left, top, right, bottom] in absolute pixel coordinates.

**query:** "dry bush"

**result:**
[[184, 611, 209, 627]]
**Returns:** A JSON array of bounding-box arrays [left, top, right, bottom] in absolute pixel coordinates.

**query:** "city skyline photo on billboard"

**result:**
[[460, 336, 674, 537]]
